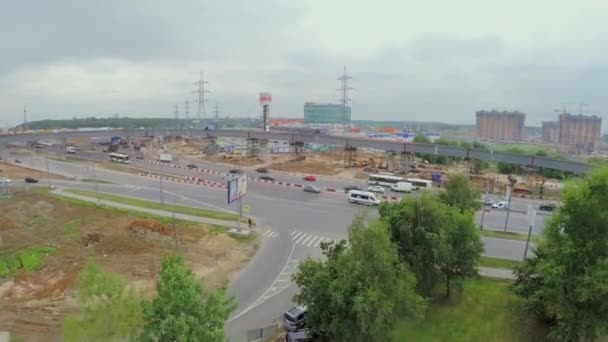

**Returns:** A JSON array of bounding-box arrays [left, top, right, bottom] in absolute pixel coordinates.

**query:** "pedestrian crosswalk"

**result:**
[[259, 229, 335, 248]]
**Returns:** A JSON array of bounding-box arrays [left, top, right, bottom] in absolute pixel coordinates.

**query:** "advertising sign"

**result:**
[[227, 175, 248, 204]]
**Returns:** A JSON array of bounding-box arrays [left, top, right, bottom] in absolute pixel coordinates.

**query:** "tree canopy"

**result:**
[[513, 167, 608, 341], [379, 193, 483, 297], [63, 260, 143, 341], [292, 219, 425, 342], [140, 254, 234, 342], [439, 173, 480, 213]]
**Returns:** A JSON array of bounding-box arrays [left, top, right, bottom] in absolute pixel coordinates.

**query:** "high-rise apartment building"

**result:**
[[542, 121, 559, 144], [557, 113, 602, 152], [475, 110, 525, 141]]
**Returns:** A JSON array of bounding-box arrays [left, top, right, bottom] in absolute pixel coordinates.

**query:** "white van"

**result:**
[[391, 182, 413, 193], [348, 190, 381, 206]]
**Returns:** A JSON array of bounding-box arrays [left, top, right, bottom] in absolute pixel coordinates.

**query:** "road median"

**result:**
[[54, 188, 246, 229]]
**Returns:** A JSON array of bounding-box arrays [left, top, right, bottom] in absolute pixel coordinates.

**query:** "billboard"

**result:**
[[227, 175, 248, 204], [259, 92, 272, 105]]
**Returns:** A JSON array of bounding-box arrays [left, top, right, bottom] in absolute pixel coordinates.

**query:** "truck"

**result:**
[[391, 181, 413, 193], [66, 146, 76, 154], [159, 153, 173, 163]]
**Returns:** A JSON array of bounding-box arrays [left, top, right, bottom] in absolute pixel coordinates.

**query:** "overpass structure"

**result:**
[[0, 128, 591, 174]]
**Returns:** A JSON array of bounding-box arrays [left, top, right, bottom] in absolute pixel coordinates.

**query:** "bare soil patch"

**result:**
[[0, 190, 256, 340]]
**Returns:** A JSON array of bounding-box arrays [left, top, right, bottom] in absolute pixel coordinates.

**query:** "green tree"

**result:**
[[380, 194, 483, 297], [292, 219, 425, 342], [140, 254, 234, 342], [63, 260, 143, 341], [513, 167, 608, 341], [413, 134, 431, 144], [439, 173, 480, 213], [435, 210, 484, 297]]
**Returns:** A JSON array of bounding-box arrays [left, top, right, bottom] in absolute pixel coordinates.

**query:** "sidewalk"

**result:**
[[479, 267, 515, 280], [51, 188, 243, 229]]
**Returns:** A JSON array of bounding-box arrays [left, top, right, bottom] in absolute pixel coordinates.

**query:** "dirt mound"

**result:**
[[0, 215, 16, 230], [127, 219, 174, 241], [80, 232, 103, 247]]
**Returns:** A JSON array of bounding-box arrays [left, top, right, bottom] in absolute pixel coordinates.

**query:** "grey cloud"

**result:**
[[407, 34, 505, 62]]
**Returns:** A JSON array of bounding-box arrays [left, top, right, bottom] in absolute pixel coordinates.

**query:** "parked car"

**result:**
[[256, 167, 269, 173], [491, 201, 510, 209], [303, 185, 321, 193], [282, 306, 307, 332], [0, 177, 11, 184], [285, 329, 315, 342], [229, 168, 242, 174], [258, 175, 275, 181], [539, 203, 557, 212], [14, 159, 21, 164], [367, 185, 385, 194], [186, 163, 198, 169], [343, 185, 362, 193], [24, 177, 38, 183], [303, 175, 316, 182]]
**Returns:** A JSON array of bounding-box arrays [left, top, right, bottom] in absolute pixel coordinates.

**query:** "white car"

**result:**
[[491, 201, 509, 209], [0, 178, 11, 184], [367, 185, 385, 194]]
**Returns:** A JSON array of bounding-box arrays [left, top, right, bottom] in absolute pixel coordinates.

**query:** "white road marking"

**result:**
[[294, 233, 308, 244], [300, 234, 313, 246], [267, 231, 279, 238], [227, 243, 298, 323], [314, 237, 325, 248], [307, 236, 321, 247], [290, 231, 297, 236], [291, 231, 303, 241]]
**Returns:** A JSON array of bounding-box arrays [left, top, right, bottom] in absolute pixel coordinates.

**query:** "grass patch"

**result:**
[[210, 225, 256, 244], [65, 189, 242, 222], [480, 229, 539, 242], [0, 245, 57, 277], [81, 178, 113, 184], [479, 256, 521, 270], [63, 219, 86, 239], [51, 193, 200, 227], [392, 279, 547, 342]]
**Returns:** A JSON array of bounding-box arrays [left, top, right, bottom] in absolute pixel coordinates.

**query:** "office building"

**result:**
[[542, 121, 559, 144], [475, 110, 525, 141], [303, 103, 350, 124], [558, 113, 602, 152]]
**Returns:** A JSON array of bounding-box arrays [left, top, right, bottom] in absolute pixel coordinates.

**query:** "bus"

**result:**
[[108, 152, 131, 164], [368, 174, 404, 187], [406, 178, 433, 190]]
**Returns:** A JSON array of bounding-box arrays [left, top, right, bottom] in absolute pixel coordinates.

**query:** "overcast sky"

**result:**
[[1, 0, 608, 130]]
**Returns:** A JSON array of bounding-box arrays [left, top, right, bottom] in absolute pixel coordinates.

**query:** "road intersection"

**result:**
[[3, 153, 549, 341]]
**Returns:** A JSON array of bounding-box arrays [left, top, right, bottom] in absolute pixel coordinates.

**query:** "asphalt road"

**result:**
[[6, 154, 543, 342]]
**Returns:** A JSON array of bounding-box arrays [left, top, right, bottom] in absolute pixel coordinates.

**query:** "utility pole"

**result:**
[[23, 106, 27, 131], [172, 212, 180, 254], [184, 98, 190, 120], [174, 104, 179, 128], [214, 102, 220, 120], [503, 180, 515, 232], [337, 66, 352, 136], [159, 177, 164, 205], [479, 182, 489, 230], [193, 72, 210, 121], [93, 164, 100, 207]]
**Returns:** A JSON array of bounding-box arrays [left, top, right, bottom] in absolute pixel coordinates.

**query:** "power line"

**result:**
[[184, 98, 190, 120], [193, 72, 210, 121], [337, 66, 352, 135]]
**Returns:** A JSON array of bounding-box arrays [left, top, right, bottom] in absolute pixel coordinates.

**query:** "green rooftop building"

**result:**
[[303, 103, 351, 124]]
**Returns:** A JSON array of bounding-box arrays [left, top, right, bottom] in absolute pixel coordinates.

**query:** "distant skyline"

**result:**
[[1, 0, 608, 130]]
